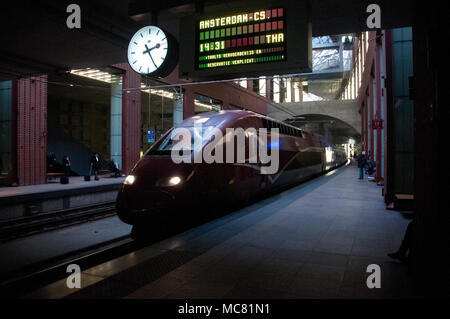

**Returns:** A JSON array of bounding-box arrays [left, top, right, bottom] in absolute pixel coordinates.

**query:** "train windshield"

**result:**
[[151, 126, 217, 154]]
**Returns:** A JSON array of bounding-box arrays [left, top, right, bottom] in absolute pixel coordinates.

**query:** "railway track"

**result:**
[[0, 234, 139, 298], [0, 202, 117, 243]]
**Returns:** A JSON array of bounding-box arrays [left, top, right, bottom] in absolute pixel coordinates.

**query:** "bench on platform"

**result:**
[[395, 194, 414, 200], [46, 172, 65, 183], [98, 169, 111, 175], [387, 193, 414, 211]]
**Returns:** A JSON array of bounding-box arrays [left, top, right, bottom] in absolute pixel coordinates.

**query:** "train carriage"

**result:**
[[117, 110, 346, 226]]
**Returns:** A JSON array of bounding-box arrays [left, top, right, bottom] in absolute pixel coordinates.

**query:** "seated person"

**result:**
[[47, 152, 58, 173], [108, 158, 121, 177], [367, 159, 376, 175]]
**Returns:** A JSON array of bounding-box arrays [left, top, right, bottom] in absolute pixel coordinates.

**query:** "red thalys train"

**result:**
[[117, 110, 347, 225]]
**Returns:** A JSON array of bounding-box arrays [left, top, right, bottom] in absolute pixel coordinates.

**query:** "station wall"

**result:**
[[3, 60, 273, 186], [0, 81, 12, 185], [47, 97, 111, 176], [350, 28, 413, 203]]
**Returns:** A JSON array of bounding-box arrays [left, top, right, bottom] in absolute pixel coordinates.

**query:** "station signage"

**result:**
[[179, 0, 311, 80], [196, 8, 286, 70], [147, 130, 155, 143]]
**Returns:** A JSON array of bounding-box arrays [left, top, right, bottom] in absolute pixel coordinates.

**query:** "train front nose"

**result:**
[[116, 157, 194, 225]]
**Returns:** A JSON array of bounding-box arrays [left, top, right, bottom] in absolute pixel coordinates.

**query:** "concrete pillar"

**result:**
[[0, 81, 14, 185], [113, 63, 141, 175], [110, 76, 122, 170], [173, 90, 183, 125], [299, 84, 303, 102], [288, 79, 294, 102]]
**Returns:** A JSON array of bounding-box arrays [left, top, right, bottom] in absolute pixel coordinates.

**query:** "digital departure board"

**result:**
[[196, 8, 286, 70], [179, 0, 311, 80]]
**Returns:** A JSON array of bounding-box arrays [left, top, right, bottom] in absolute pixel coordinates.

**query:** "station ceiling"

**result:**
[[0, 0, 412, 81]]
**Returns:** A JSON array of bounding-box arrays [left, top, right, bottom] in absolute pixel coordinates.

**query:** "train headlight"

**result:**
[[169, 176, 181, 186], [124, 175, 136, 185]]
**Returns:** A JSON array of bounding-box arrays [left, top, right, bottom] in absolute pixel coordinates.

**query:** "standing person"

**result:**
[[357, 151, 367, 180], [90, 152, 100, 181], [62, 155, 71, 179]]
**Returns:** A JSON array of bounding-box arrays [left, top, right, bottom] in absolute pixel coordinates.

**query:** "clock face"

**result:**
[[127, 26, 169, 74]]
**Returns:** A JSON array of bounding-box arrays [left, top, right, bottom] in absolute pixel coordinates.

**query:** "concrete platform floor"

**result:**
[[29, 165, 412, 299], [0, 175, 125, 199]]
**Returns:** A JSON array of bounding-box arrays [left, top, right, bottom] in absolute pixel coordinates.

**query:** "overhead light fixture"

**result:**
[[70, 68, 121, 84]]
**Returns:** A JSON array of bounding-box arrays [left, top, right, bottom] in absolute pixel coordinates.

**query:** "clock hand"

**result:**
[[143, 44, 160, 68], [143, 43, 161, 55]]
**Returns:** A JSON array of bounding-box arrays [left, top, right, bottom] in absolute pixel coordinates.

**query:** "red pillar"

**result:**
[[15, 75, 47, 186], [362, 98, 368, 153], [375, 41, 383, 182], [114, 64, 141, 175], [183, 88, 195, 119], [360, 103, 364, 151], [265, 78, 272, 100], [246, 79, 253, 92], [369, 76, 374, 159]]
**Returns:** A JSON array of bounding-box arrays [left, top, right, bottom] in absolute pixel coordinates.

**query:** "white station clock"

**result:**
[[127, 26, 177, 76]]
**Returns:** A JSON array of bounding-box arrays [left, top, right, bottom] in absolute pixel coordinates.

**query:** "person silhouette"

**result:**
[[62, 155, 71, 178], [388, 219, 415, 263], [356, 151, 367, 179], [90, 152, 100, 181]]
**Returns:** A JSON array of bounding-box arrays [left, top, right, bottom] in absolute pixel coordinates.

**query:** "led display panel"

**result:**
[[179, 0, 311, 80], [196, 8, 286, 70]]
